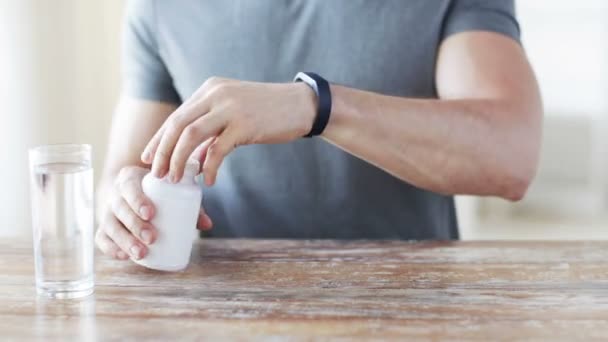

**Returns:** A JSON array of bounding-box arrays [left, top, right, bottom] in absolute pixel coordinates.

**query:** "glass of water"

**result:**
[[29, 144, 94, 299]]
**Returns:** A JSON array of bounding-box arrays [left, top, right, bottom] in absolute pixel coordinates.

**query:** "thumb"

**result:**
[[196, 207, 213, 230]]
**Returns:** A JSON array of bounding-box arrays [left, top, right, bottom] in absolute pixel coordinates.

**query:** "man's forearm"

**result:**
[[95, 97, 175, 222], [321, 85, 542, 200]]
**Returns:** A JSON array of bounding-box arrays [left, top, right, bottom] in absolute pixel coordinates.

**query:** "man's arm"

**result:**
[[141, 32, 542, 202], [321, 32, 543, 200]]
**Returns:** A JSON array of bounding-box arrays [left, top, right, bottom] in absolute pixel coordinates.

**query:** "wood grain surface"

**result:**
[[1, 239, 608, 340]]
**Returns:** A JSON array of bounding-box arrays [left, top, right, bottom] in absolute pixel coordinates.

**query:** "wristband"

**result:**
[[293, 72, 332, 137]]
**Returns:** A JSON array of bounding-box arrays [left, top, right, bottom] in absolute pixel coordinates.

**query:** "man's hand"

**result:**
[[140, 77, 317, 185], [95, 166, 213, 260]]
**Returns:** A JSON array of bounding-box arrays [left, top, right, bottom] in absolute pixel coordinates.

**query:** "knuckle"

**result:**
[[115, 167, 139, 189], [170, 159, 183, 173], [131, 193, 147, 210], [203, 76, 223, 89], [214, 140, 233, 156], [112, 198, 144, 233], [96, 237, 116, 256], [155, 149, 170, 162], [105, 219, 121, 237], [115, 171, 127, 188], [103, 216, 124, 239], [113, 228, 134, 247], [229, 115, 246, 131], [117, 166, 135, 181], [116, 179, 129, 194], [121, 180, 145, 204], [165, 117, 182, 134], [126, 217, 144, 234], [110, 194, 123, 213], [206, 146, 221, 161], [117, 179, 127, 193], [182, 125, 200, 140], [215, 144, 230, 157], [209, 82, 231, 100]]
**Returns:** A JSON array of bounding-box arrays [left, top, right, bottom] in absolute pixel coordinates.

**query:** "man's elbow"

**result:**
[[495, 149, 540, 202], [500, 170, 533, 202], [495, 106, 542, 202]]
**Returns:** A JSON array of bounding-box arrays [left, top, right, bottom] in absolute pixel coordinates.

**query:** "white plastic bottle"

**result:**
[[135, 159, 203, 271]]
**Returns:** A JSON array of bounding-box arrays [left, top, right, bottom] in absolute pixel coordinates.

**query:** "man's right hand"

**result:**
[[95, 166, 213, 260]]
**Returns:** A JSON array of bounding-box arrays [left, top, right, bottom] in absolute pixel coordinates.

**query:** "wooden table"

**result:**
[[1, 239, 608, 340]]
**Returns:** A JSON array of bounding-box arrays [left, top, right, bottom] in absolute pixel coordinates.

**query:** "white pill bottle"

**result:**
[[135, 159, 202, 271]]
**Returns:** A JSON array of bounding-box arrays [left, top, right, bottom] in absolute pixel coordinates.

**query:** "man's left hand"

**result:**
[[141, 77, 317, 185]]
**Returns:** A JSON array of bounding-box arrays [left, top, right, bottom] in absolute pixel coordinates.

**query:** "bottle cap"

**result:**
[[183, 158, 200, 179]]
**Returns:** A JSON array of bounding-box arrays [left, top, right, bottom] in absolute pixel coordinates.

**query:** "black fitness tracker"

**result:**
[[293, 72, 332, 138]]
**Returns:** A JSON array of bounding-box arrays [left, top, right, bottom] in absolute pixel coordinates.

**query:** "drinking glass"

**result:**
[[29, 144, 94, 299]]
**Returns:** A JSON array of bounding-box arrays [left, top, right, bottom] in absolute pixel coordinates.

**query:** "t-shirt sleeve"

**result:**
[[122, 0, 181, 104], [441, 0, 521, 43]]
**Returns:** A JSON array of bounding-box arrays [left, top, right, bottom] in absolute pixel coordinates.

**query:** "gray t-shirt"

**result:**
[[123, 0, 520, 239]]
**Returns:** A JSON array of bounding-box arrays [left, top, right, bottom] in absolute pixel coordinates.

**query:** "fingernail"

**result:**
[[139, 206, 152, 220], [140, 229, 153, 245], [152, 163, 164, 178], [141, 150, 150, 163], [130, 245, 142, 259], [117, 251, 127, 259], [169, 172, 178, 183]]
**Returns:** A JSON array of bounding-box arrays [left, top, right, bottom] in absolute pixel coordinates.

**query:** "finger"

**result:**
[[150, 101, 210, 179], [111, 196, 156, 245], [196, 207, 213, 231], [202, 128, 239, 186], [141, 102, 196, 166], [191, 137, 217, 172], [144, 78, 234, 170], [95, 229, 128, 260], [169, 113, 226, 182], [104, 212, 147, 260], [141, 125, 167, 164], [117, 175, 155, 221], [142, 97, 203, 169]]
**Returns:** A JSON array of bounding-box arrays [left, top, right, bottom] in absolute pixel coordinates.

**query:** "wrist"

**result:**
[[318, 84, 358, 143], [320, 83, 339, 138], [293, 72, 332, 137]]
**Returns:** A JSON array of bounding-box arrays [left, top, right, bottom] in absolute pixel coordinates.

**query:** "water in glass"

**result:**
[[31, 161, 94, 299]]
